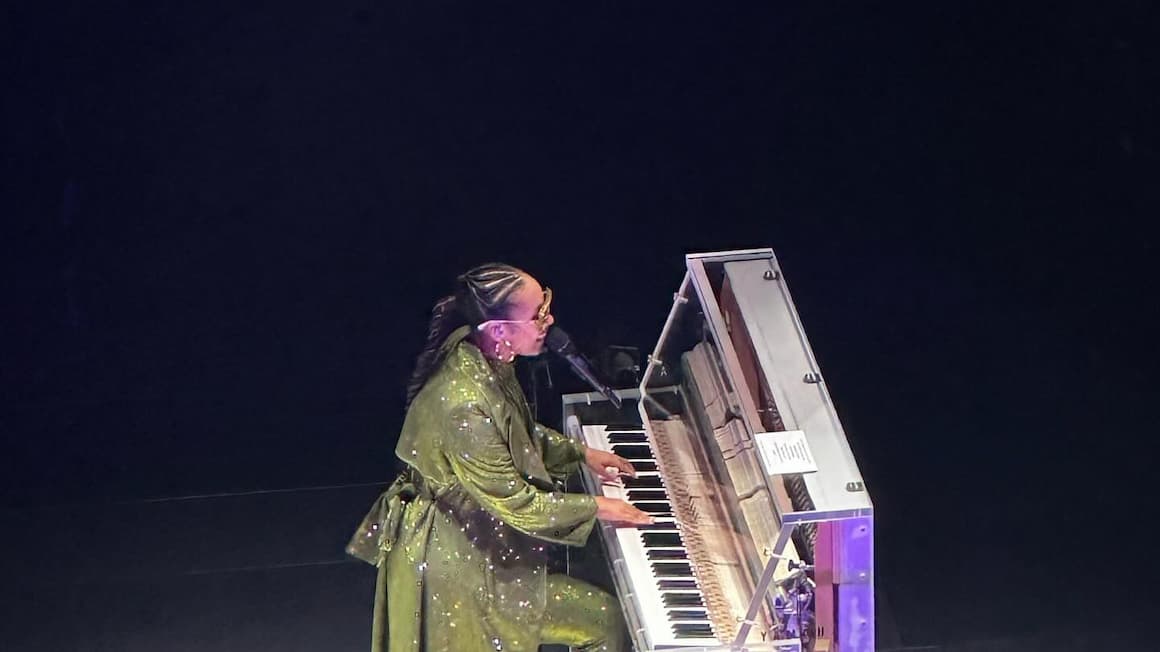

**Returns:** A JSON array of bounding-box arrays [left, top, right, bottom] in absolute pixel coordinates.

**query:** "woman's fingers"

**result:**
[[615, 455, 637, 477], [619, 501, 653, 525], [595, 497, 656, 526]]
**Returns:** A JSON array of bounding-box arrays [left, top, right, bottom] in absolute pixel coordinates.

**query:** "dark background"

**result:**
[[2, 2, 1156, 650]]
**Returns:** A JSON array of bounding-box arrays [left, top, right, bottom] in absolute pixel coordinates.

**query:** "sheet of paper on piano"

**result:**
[[754, 429, 819, 475]]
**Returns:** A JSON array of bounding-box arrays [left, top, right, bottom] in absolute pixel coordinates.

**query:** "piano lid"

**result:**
[[639, 249, 872, 520]]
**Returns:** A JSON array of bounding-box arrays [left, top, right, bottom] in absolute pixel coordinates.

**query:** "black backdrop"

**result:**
[[2, 2, 1156, 649]]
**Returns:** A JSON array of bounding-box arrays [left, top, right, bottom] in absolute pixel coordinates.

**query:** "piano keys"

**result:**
[[579, 423, 720, 648]]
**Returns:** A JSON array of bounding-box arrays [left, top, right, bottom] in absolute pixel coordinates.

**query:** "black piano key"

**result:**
[[635, 522, 680, 531], [647, 549, 688, 560], [610, 444, 653, 459], [623, 476, 663, 488], [628, 460, 658, 472], [642, 532, 684, 547], [627, 490, 669, 502], [662, 593, 705, 607], [607, 432, 648, 443], [604, 425, 646, 432], [634, 502, 672, 514], [666, 609, 709, 621], [657, 579, 698, 590], [652, 562, 693, 577], [673, 624, 715, 638]]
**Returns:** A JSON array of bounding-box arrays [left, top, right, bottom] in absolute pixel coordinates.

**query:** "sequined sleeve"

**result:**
[[444, 403, 598, 546], [536, 423, 587, 479]]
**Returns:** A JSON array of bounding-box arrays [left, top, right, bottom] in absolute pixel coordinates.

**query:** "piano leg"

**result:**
[[815, 521, 836, 650], [835, 517, 874, 652]]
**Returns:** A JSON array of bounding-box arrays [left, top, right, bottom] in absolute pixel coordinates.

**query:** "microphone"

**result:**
[[545, 327, 623, 409]]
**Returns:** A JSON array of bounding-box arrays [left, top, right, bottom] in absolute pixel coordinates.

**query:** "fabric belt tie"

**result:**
[[346, 468, 438, 567]]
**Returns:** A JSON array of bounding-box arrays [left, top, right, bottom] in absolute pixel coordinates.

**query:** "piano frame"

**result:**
[[563, 249, 874, 652]]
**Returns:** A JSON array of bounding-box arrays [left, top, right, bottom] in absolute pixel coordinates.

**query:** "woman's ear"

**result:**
[[487, 323, 506, 341]]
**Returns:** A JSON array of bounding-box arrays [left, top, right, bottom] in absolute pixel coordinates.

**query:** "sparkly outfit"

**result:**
[[349, 327, 626, 652]]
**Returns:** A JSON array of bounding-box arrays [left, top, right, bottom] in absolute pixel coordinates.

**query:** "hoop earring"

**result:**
[[494, 339, 515, 362]]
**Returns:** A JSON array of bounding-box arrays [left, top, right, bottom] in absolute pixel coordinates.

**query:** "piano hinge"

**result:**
[[763, 269, 780, 280], [802, 372, 822, 384]]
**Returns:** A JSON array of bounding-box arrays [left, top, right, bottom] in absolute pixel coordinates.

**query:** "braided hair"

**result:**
[[404, 263, 526, 406]]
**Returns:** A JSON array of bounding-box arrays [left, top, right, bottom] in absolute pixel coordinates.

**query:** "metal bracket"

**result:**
[[733, 523, 796, 647]]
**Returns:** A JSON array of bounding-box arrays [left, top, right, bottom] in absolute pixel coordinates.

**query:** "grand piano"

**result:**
[[561, 249, 874, 652]]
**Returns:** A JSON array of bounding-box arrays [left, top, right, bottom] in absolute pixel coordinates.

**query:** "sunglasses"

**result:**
[[476, 287, 553, 332]]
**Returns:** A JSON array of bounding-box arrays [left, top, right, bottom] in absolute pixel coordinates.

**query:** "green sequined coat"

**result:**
[[348, 327, 598, 652]]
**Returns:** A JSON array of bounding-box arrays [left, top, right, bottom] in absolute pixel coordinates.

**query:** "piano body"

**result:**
[[562, 249, 874, 652]]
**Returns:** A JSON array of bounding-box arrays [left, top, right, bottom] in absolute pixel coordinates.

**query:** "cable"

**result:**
[[123, 480, 391, 505], [4, 480, 393, 512]]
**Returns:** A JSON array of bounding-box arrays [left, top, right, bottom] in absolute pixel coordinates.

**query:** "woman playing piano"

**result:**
[[349, 263, 651, 652]]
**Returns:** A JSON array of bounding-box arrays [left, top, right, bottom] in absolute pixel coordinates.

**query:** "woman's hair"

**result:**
[[404, 263, 526, 406]]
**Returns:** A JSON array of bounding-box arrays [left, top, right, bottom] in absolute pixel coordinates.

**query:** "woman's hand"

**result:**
[[584, 447, 636, 483], [594, 496, 654, 526]]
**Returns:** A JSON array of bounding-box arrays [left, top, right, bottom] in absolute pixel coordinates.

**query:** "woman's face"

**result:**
[[490, 275, 555, 357]]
